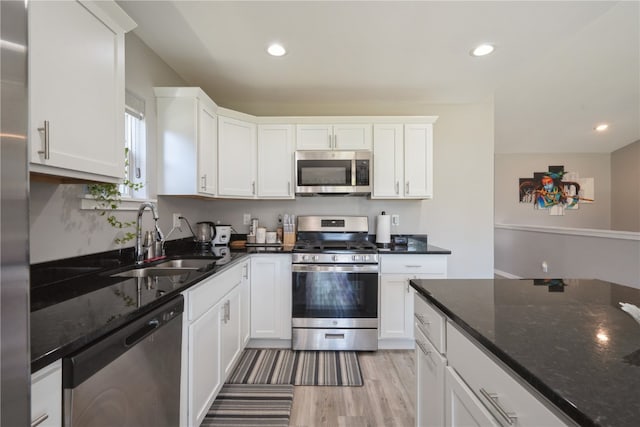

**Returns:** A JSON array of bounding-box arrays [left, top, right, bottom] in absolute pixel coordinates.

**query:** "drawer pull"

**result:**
[[416, 339, 431, 356], [325, 333, 345, 340], [31, 414, 49, 427], [405, 265, 422, 268], [414, 313, 430, 325], [479, 388, 517, 426]]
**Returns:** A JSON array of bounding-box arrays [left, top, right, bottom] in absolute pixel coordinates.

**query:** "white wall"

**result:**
[[160, 102, 496, 279], [611, 140, 640, 232], [495, 153, 611, 229], [29, 34, 187, 263], [495, 226, 640, 288]]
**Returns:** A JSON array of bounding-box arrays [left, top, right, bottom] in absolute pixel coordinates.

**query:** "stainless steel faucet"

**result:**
[[135, 202, 165, 264]]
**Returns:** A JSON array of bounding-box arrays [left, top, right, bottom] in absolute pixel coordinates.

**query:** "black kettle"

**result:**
[[195, 221, 216, 244]]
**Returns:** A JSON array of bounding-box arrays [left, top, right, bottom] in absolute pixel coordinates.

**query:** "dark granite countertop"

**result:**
[[30, 240, 250, 372], [375, 234, 451, 254], [410, 278, 640, 427]]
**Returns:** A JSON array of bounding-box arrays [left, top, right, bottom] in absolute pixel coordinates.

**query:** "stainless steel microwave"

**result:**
[[294, 150, 372, 195]]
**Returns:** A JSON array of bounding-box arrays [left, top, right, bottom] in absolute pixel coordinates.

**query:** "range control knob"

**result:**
[[363, 255, 370, 261], [352, 255, 358, 261], [332, 255, 339, 262], [313, 255, 319, 262], [302, 255, 309, 261]]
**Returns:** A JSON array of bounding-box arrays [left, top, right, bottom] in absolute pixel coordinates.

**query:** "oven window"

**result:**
[[292, 271, 378, 318], [297, 160, 352, 186]]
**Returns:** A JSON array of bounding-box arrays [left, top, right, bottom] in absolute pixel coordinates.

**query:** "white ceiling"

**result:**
[[118, 1, 640, 154]]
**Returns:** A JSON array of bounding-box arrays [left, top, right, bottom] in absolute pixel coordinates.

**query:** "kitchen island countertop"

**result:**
[[410, 278, 640, 427]]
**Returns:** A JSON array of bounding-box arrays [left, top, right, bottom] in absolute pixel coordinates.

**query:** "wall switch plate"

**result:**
[[243, 213, 251, 225], [391, 214, 400, 226], [172, 213, 181, 228]]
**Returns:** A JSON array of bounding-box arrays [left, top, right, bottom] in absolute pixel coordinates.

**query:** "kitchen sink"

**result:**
[[111, 267, 198, 278], [153, 259, 216, 269], [109, 258, 217, 278]]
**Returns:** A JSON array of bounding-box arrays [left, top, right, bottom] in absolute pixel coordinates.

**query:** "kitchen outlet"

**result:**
[[391, 214, 400, 226], [542, 261, 549, 273], [243, 213, 251, 225], [172, 213, 181, 228]]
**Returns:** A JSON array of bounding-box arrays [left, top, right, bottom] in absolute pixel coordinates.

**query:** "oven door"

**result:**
[[292, 264, 378, 327]]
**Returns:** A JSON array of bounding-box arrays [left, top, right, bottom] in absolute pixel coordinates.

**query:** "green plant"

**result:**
[[87, 148, 144, 244]]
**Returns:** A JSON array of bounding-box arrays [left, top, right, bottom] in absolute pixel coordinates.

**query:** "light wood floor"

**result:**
[[289, 350, 416, 427]]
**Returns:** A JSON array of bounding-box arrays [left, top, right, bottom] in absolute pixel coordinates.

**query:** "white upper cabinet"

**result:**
[[257, 124, 295, 199], [218, 115, 257, 198], [29, 0, 135, 183], [296, 124, 372, 150], [404, 124, 434, 199], [155, 87, 218, 196], [372, 124, 404, 198], [372, 123, 434, 199]]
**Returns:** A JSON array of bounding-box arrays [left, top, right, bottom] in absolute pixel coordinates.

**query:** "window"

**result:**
[[123, 90, 146, 198]]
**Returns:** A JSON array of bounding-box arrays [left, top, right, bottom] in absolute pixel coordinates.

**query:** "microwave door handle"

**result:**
[[352, 159, 356, 186]]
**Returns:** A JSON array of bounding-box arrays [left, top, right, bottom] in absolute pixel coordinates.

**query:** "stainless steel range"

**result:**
[[292, 216, 378, 351]]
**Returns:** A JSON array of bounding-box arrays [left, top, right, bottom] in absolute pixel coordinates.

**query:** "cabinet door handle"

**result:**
[[224, 300, 230, 322], [416, 339, 431, 356], [395, 181, 400, 194], [201, 174, 207, 190], [479, 388, 517, 426], [333, 134, 337, 149], [37, 120, 50, 159], [252, 181, 256, 195], [406, 181, 410, 194], [243, 264, 248, 279], [31, 414, 49, 427], [288, 181, 291, 196]]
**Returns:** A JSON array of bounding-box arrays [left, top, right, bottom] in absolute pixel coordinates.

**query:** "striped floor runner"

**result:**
[[201, 384, 294, 427], [226, 349, 364, 386]]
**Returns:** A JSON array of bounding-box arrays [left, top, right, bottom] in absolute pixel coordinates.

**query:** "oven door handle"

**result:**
[[292, 264, 379, 273]]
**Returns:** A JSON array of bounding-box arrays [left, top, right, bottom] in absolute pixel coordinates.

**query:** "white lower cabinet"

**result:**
[[250, 254, 292, 341], [446, 324, 568, 427], [220, 285, 242, 379], [240, 261, 251, 347], [181, 261, 248, 427], [31, 360, 62, 427], [379, 254, 447, 349], [415, 328, 446, 427], [413, 291, 569, 427], [444, 366, 499, 427], [379, 274, 415, 341], [188, 299, 223, 427]]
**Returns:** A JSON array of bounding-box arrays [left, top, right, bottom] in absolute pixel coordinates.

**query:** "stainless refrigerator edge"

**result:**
[[1, 0, 31, 425]]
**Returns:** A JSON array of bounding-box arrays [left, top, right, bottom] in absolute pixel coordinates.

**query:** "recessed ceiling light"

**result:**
[[594, 123, 609, 132], [267, 43, 286, 57], [470, 43, 495, 57]]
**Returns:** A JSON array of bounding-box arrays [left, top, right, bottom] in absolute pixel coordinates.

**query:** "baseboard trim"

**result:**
[[247, 338, 292, 349], [377, 338, 415, 350]]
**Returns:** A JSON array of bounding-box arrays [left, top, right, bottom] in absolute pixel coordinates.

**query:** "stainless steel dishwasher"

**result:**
[[62, 295, 184, 427]]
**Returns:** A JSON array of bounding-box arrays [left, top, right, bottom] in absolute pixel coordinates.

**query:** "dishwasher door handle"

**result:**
[[124, 319, 160, 348]]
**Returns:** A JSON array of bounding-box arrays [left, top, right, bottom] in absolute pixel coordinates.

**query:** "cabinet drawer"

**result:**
[[31, 360, 62, 427], [188, 265, 242, 321], [414, 293, 445, 353], [447, 323, 569, 427], [380, 254, 446, 275]]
